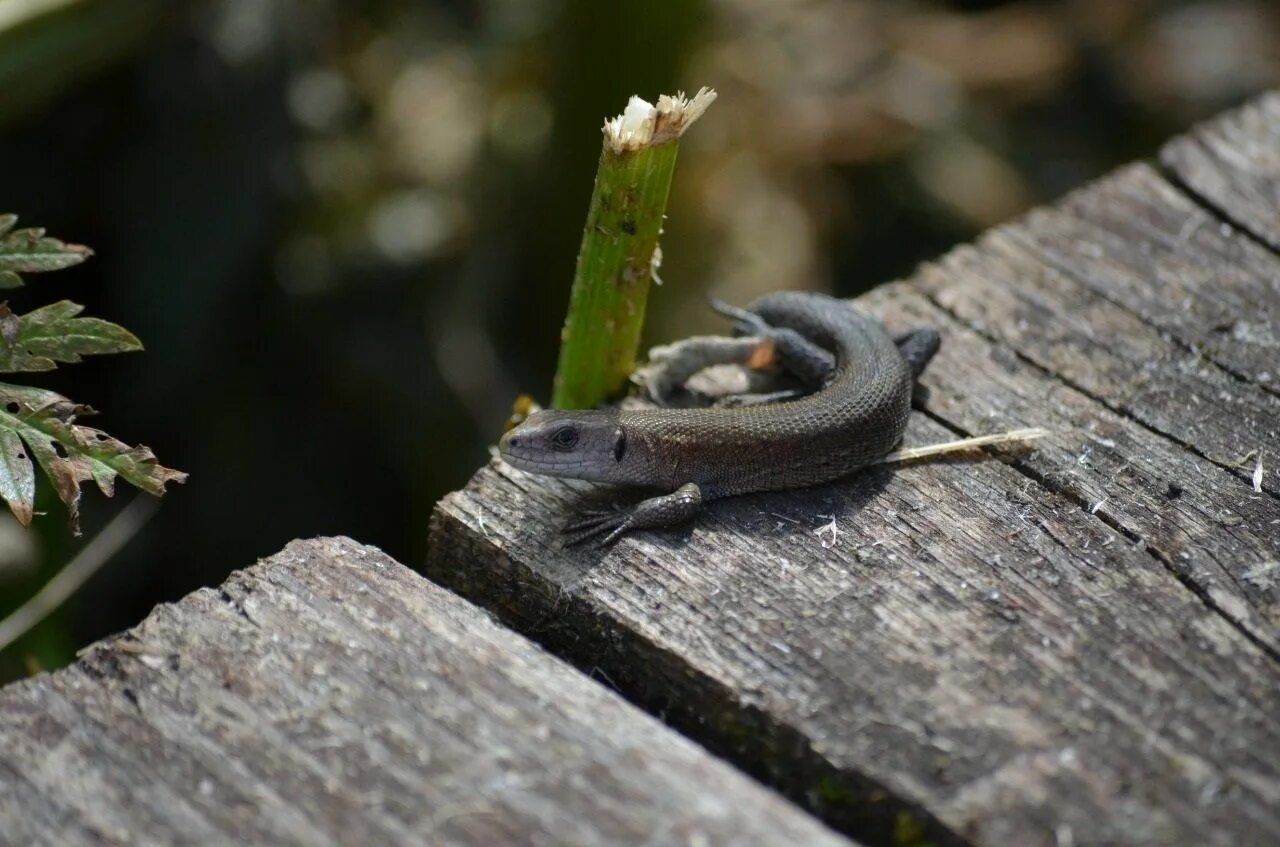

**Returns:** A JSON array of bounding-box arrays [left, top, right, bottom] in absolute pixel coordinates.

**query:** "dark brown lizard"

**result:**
[[499, 292, 939, 545]]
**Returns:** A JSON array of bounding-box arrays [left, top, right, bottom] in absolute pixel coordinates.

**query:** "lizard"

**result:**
[[498, 291, 940, 546]]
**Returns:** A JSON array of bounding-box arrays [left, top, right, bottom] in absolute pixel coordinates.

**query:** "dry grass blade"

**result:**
[[874, 427, 1050, 465], [0, 495, 157, 654]]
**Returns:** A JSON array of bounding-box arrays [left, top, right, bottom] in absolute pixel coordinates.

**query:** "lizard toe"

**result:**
[[563, 519, 626, 547], [564, 511, 621, 534]]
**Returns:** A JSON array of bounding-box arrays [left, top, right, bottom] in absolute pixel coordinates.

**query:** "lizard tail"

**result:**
[[894, 327, 941, 378]]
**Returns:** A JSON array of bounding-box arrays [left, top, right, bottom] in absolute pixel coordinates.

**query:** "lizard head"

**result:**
[[499, 410, 636, 483]]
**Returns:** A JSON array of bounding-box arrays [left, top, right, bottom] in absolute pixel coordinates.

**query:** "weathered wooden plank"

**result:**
[[429, 413, 1280, 846], [1161, 91, 1280, 252], [0, 537, 853, 847], [863, 283, 1280, 655], [913, 167, 1280, 491], [1014, 164, 1279, 396]]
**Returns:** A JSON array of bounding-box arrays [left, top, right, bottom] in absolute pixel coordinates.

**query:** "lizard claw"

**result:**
[[562, 508, 632, 548], [575, 503, 627, 519], [563, 510, 620, 533]]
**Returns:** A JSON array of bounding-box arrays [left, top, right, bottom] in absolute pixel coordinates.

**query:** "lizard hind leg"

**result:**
[[563, 483, 704, 547], [709, 297, 836, 390]]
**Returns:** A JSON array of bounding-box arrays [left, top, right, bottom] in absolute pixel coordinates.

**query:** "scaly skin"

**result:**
[[499, 292, 939, 545]]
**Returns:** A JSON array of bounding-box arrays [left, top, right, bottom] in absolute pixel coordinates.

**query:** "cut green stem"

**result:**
[[551, 88, 715, 410]]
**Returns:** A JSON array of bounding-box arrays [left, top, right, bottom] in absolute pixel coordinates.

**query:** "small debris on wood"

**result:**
[[1241, 561, 1278, 591], [814, 515, 845, 549]]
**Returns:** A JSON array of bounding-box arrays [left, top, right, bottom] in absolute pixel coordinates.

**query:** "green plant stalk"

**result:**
[[551, 139, 681, 409]]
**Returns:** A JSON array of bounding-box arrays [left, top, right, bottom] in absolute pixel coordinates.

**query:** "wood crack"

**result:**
[[1001, 206, 1280, 404], [1159, 136, 1280, 261], [912, 402, 1280, 667], [920, 289, 1279, 504]]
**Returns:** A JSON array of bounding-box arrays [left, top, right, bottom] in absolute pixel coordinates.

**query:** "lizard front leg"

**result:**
[[563, 483, 704, 547]]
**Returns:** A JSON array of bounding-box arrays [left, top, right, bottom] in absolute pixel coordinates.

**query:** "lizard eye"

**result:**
[[550, 425, 579, 450]]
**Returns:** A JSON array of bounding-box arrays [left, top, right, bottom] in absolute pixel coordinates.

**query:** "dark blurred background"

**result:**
[[0, 0, 1276, 678]]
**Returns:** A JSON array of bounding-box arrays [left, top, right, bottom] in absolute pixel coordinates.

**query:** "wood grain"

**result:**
[[431, 426, 1280, 846], [913, 166, 1280, 488], [1162, 91, 1280, 252], [0, 537, 853, 847], [1016, 164, 1277, 397], [865, 284, 1280, 659]]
